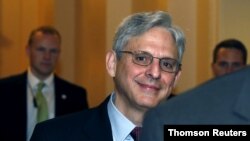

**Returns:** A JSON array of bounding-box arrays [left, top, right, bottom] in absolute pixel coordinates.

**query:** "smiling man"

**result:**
[[30, 11, 186, 141]]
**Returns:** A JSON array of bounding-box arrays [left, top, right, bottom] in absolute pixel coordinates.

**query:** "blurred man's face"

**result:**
[[212, 48, 245, 77], [26, 32, 61, 80]]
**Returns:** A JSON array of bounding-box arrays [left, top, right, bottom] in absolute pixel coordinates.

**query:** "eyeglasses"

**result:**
[[119, 51, 181, 73]]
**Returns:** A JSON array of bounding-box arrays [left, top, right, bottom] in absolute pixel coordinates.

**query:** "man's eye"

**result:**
[[36, 48, 46, 52], [135, 54, 149, 62], [232, 63, 241, 68], [218, 62, 229, 67], [50, 49, 59, 54], [162, 61, 174, 69]]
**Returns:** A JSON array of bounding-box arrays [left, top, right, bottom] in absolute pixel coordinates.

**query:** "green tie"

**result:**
[[36, 82, 48, 123]]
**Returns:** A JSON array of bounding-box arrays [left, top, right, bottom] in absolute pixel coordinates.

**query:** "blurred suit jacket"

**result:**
[[30, 96, 112, 141], [0, 71, 88, 141], [141, 65, 250, 141]]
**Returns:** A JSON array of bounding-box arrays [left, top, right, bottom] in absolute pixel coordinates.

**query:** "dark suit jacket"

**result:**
[[141, 65, 250, 141], [30, 96, 113, 141], [0, 72, 88, 141]]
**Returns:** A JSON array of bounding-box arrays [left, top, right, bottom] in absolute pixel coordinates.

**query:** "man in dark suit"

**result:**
[[0, 26, 88, 141], [30, 11, 186, 141], [141, 65, 250, 141]]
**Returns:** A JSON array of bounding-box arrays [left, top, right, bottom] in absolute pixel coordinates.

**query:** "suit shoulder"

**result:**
[[55, 76, 86, 91], [0, 72, 26, 85], [35, 105, 104, 130]]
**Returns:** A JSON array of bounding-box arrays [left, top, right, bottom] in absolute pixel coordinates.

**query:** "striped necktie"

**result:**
[[36, 82, 48, 123], [130, 127, 142, 141]]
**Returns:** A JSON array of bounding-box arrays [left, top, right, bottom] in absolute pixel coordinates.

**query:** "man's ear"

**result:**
[[211, 63, 216, 76], [106, 50, 117, 77], [26, 45, 30, 56], [173, 70, 182, 88]]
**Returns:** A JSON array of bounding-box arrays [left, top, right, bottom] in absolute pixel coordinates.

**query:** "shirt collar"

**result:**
[[27, 68, 54, 88], [107, 92, 136, 141]]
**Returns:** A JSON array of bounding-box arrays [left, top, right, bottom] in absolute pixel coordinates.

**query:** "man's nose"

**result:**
[[145, 59, 161, 79]]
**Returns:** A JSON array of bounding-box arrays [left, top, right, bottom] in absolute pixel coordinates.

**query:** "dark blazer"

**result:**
[[141, 65, 250, 141], [0, 72, 88, 141], [30, 96, 113, 141]]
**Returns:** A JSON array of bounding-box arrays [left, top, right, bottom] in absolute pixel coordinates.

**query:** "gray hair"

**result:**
[[112, 11, 185, 63]]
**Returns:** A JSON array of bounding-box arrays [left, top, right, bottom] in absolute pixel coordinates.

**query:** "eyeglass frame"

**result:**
[[119, 50, 181, 73]]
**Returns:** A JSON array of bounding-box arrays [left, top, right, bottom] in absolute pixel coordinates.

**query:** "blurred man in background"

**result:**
[[212, 38, 247, 77], [0, 26, 88, 141]]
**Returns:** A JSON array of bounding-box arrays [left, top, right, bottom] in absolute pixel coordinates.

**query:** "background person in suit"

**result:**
[[141, 65, 250, 141], [30, 11, 186, 141], [212, 38, 247, 77], [0, 26, 88, 141]]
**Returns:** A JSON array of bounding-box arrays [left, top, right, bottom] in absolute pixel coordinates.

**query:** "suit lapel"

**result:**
[[12, 72, 28, 140], [54, 76, 67, 116], [81, 97, 113, 140]]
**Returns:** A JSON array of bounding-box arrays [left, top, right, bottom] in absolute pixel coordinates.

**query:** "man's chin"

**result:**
[[141, 100, 159, 109], [39, 70, 53, 77]]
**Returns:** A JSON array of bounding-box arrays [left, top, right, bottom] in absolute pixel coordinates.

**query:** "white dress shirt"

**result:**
[[26, 69, 55, 141], [107, 93, 137, 141]]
